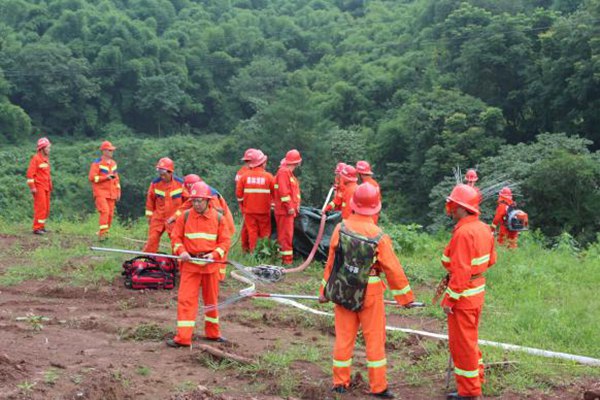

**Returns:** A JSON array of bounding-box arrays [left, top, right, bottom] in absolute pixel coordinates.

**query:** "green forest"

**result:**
[[0, 0, 599, 244]]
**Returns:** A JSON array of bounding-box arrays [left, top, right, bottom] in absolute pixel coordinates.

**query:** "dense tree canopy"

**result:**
[[0, 0, 598, 242]]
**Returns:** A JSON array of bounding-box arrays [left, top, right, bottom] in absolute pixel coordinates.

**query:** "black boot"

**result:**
[[166, 339, 190, 348], [447, 392, 481, 400], [204, 336, 227, 343], [331, 386, 347, 394], [371, 388, 395, 398]]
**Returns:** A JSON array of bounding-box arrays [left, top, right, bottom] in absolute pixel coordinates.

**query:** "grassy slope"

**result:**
[[0, 217, 598, 396]]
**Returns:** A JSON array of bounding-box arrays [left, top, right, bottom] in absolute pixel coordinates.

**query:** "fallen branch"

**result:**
[[195, 343, 253, 365]]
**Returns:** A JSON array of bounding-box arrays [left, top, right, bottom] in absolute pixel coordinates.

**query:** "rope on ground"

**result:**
[[264, 297, 600, 367]]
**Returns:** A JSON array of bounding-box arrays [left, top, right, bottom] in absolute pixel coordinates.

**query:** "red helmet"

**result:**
[[356, 160, 373, 175], [184, 174, 202, 187], [446, 184, 480, 215], [284, 149, 302, 165], [241, 148, 257, 161], [335, 162, 347, 174], [248, 150, 268, 168], [189, 182, 213, 199], [341, 165, 358, 182], [156, 157, 174, 172], [465, 169, 478, 183], [100, 140, 116, 151], [350, 183, 381, 215], [499, 187, 513, 200], [37, 137, 51, 151]]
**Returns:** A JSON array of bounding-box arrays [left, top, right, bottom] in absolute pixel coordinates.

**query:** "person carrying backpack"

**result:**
[[491, 187, 519, 249], [167, 182, 232, 347], [319, 183, 416, 398]]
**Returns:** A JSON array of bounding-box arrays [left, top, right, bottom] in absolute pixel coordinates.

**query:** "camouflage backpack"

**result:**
[[324, 224, 383, 312]]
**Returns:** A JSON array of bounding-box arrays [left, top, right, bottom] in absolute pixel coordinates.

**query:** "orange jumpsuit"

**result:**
[[143, 176, 184, 252], [88, 157, 121, 237], [328, 180, 358, 219], [26, 152, 52, 231], [273, 167, 301, 264], [235, 165, 251, 252], [328, 176, 344, 211], [441, 215, 496, 398], [171, 205, 231, 344], [362, 176, 381, 224], [175, 186, 236, 280], [492, 200, 518, 248], [320, 214, 415, 394], [236, 166, 274, 252]]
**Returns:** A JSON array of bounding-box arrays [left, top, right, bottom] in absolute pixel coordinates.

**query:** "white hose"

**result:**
[[265, 298, 600, 367]]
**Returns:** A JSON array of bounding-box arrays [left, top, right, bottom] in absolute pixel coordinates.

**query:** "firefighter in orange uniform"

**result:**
[[324, 165, 358, 219], [143, 158, 184, 252], [236, 150, 273, 252], [88, 141, 121, 240], [169, 173, 236, 280], [273, 149, 302, 265], [26, 137, 53, 234], [442, 184, 496, 400], [167, 182, 232, 347], [491, 187, 518, 249], [236, 148, 257, 252], [356, 160, 381, 223], [464, 169, 482, 204], [319, 183, 416, 398], [327, 162, 347, 211]]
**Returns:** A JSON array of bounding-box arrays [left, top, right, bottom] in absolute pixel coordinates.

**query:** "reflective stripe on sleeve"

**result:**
[[94, 176, 100, 183], [280, 196, 291, 202], [471, 254, 490, 266], [441, 254, 451, 263], [215, 247, 225, 258], [368, 276, 381, 284], [27, 179, 35, 184], [145, 210, 153, 216], [391, 285, 411, 296]]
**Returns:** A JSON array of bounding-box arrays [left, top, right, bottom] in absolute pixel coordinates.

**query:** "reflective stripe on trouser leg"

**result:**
[[201, 271, 221, 339], [143, 219, 166, 253], [448, 306, 483, 397], [275, 214, 295, 264], [333, 304, 360, 389], [360, 293, 388, 394], [174, 262, 202, 345]]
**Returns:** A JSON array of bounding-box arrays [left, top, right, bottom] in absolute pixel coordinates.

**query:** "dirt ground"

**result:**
[[0, 234, 596, 400]]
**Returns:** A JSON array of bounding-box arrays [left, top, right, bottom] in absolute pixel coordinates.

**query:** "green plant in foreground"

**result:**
[[17, 380, 36, 394], [43, 368, 60, 386], [136, 366, 151, 376]]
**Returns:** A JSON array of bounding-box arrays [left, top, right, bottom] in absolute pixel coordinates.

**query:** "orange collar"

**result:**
[[453, 214, 480, 231]]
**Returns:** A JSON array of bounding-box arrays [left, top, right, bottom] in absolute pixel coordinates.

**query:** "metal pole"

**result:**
[[89, 246, 222, 264]]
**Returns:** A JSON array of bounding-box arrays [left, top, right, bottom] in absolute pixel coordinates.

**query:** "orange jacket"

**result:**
[[441, 215, 496, 310], [320, 214, 415, 305], [273, 167, 301, 216], [145, 176, 184, 220], [492, 200, 513, 230], [171, 205, 232, 274], [235, 165, 250, 184], [26, 152, 52, 191], [88, 157, 121, 199], [328, 181, 345, 211], [236, 166, 274, 214], [328, 180, 358, 218], [176, 187, 235, 237]]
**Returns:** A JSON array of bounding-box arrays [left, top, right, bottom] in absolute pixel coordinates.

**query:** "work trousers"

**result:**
[[498, 226, 519, 249], [143, 218, 174, 253], [244, 213, 271, 252], [448, 306, 484, 397], [333, 293, 388, 394], [174, 265, 221, 345], [32, 189, 51, 231], [95, 197, 116, 237], [275, 214, 295, 264]]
